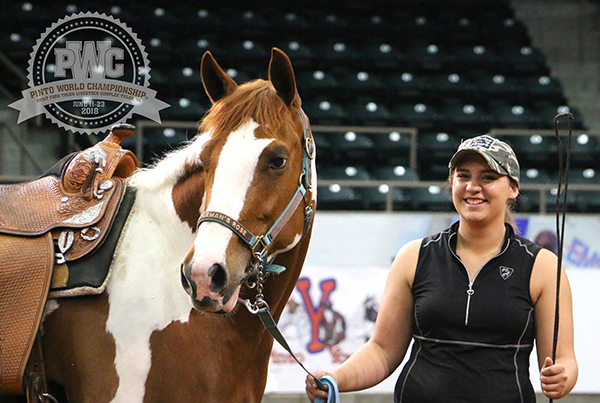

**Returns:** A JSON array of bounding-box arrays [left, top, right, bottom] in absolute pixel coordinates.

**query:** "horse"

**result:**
[[38, 48, 316, 403]]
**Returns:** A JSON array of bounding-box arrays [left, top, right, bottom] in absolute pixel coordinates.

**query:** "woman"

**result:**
[[306, 135, 578, 402]]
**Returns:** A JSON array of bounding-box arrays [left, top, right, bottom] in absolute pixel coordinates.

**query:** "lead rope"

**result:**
[[549, 112, 573, 403], [240, 253, 333, 398]]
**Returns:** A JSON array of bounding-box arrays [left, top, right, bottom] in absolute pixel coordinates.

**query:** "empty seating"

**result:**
[[369, 131, 412, 166], [471, 72, 520, 101], [507, 135, 555, 167], [498, 45, 548, 75], [323, 131, 376, 164], [568, 134, 600, 166], [0, 0, 591, 212], [295, 70, 341, 95], [417, 132, 462, 180], [316, 184, 362, 210], [385, 72, 429, 102], [489, 103, 541, 129], [370, 165, 419, 181], [302, 98, 348, 125], [405, 185, 454, 211], [428, 73, 473, 99], [391, 102, 441, 131], [161, 97, 208, 121], [438, 102, 492, 133], [519, 75, 565, 104], [346, 99, 391, 126], [318, 165, 371, 210]]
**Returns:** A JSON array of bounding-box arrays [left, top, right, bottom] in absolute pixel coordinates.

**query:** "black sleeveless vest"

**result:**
[[395, 221, 542, 403]]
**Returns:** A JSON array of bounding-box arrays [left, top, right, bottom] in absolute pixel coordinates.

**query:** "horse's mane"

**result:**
[[129, 79, 289, 191], [200, 79, 288, 137]]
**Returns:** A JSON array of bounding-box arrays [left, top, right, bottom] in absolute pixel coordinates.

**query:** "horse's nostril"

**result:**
[[181, 263, 193, 294], [207, 263, 227, 294]]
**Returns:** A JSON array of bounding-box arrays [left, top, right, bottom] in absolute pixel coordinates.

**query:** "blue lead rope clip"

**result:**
[[314, 375, 340, 403]]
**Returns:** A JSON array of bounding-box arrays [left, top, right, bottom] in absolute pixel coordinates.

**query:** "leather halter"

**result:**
[[196, 109, 315, 274]]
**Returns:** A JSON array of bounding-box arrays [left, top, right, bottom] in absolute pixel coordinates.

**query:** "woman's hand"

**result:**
[[305, 371, 332, 402], [540, 357, 569, 399]]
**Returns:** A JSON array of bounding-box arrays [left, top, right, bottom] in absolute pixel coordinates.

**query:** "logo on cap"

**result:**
[[465, 136, 495, 150]]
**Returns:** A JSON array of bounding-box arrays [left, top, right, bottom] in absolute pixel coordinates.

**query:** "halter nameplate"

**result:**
[[198, 211, 255, 244]]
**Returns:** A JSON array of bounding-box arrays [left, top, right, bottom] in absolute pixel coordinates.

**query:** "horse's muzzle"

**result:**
[[180, 259, 239, 313]]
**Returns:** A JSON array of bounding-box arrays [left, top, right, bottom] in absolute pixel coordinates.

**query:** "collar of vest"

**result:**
[[449, 221, 514, 252]]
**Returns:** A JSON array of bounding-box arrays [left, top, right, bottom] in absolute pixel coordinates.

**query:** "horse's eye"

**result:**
[[269, 157, 287, 170]]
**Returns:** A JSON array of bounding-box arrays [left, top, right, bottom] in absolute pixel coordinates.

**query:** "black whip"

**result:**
[[549, 112, 573, 403]]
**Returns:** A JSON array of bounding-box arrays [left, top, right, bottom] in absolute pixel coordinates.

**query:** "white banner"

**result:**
[[265, 265, 402, 394]]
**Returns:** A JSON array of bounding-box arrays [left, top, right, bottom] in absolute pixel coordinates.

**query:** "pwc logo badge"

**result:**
[[9, 12, 169, 134]]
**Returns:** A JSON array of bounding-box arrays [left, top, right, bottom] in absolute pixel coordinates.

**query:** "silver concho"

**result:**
[[62, 202, 104, 225], [82, 148, 107, 167], [99, 180, 113, 191], [80, 226, 101, 241], [58, 230, 74, 253]]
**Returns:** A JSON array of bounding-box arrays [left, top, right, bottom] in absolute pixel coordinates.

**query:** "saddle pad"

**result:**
[[0, 232, 53, 394], [50, 186, 136, 298], [0, 176, 118, 236]]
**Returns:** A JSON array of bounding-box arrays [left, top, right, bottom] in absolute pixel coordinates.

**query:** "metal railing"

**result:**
[[4, 117, 598, 214], [133, 120, 600, 214]]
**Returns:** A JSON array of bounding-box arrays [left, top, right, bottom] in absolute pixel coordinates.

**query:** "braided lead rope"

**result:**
[[549, 112, 573, 403]]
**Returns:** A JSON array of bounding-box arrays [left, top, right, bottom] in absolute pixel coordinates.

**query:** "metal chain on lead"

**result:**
[[242, 252, 270, 314], [254, 256, 266, 306]]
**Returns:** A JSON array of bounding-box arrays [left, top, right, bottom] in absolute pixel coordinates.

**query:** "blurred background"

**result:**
[[2, 0, 600, 215], [0, 1, 599, 402]]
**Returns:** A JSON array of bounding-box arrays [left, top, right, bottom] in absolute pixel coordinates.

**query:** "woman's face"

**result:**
[[450, 153, 518, 224]]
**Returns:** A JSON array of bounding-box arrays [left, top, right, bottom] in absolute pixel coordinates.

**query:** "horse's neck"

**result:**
[[263, 229, 313, 321], [111, 184, 197, 292], [132, 185, 196, 250]]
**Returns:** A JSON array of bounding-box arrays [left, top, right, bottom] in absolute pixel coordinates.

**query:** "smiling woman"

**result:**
[[448, 135, 521, 230], [306, 135, 578, 403]]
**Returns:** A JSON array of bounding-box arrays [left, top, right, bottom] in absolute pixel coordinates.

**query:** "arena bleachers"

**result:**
[[0, 0, 596, 213]]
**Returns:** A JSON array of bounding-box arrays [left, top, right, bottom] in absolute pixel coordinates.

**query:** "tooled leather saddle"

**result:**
[[0, 124, 138, 397]]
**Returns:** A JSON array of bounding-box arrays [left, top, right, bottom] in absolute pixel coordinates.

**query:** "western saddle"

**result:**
[[0, 124, 139, 398]]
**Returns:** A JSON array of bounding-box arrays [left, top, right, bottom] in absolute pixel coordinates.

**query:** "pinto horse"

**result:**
[[39, 48, 316, 403]]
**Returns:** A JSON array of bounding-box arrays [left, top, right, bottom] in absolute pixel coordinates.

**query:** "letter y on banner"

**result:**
[[295, 278, 336, 353]]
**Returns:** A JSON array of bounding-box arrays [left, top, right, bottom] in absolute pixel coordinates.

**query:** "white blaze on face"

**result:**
[[192, 119, 273, 281]]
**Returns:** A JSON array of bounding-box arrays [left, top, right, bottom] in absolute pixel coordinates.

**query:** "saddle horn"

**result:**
[[62, 124, 138, 196]]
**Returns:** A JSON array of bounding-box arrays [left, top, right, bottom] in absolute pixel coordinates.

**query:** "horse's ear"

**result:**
[[201, 51, 238, 103], [268, 48, 300, 107]]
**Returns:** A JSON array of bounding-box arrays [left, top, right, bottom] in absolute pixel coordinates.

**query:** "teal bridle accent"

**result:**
[[196, 109, 314, 276]]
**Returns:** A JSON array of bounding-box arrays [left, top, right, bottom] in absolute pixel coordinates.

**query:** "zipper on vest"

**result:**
[[465, 281, 475, 326], [447, 231, 512, 328]]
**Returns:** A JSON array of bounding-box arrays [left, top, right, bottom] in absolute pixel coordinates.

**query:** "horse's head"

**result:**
[[180, 48, 315, 313]]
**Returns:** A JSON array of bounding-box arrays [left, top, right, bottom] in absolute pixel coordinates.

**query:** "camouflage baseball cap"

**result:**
[[448, 135, 520, 185]]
